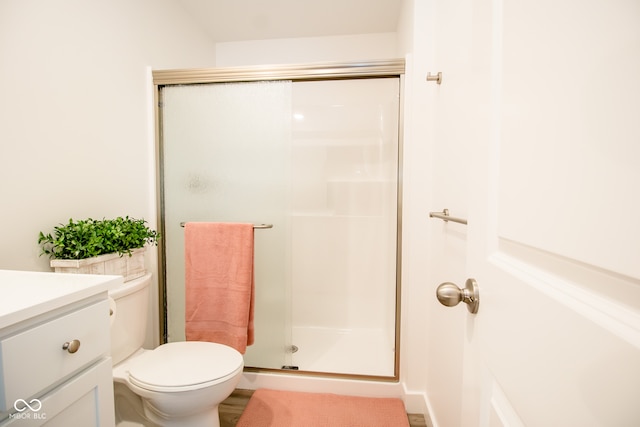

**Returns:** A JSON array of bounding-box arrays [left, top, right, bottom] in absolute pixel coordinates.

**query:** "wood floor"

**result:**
[[219, 389, 428, 427]]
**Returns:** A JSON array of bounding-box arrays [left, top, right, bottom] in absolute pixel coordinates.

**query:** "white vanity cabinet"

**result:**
[[0, 270, 122, 426]]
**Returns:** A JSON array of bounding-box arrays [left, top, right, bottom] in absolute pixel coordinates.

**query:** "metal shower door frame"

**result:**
[[152, 59, 405, 381]]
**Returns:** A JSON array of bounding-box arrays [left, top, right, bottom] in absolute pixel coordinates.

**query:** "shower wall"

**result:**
[[160, 77, 400, 377]]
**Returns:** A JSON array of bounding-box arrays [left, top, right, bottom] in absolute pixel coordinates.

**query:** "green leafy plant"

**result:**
[[38, 216, 159, 260]]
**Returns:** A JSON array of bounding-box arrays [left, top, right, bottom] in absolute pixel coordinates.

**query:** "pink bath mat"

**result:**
[[236, 388, 410, 427]]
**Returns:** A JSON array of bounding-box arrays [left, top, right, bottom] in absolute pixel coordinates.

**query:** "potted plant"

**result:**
[[38, 216, 159, 282]]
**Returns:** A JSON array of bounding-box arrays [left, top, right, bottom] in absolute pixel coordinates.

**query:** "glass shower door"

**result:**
[[160, 76, 400, 377], [288, 78, 399, 376], [161, 81, 292, 369]]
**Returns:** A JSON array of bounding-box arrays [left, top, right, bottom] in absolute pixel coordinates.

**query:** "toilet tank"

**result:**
[[109, 272, 152, 365]]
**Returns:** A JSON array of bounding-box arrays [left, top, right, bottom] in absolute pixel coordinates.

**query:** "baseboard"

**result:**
[[401, 384, 435, 427]]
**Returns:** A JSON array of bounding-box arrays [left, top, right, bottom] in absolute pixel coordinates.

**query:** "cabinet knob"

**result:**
[[62, 339, 81, 354]]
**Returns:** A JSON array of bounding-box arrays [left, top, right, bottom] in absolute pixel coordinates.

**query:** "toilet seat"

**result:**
[[128, 341, 243, 393]]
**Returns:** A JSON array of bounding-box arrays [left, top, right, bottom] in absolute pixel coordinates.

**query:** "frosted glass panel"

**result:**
[[160, 77, 399, 377], [162, 81, 292, 369]]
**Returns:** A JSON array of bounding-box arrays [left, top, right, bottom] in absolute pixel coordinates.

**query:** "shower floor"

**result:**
[[290, 326, 395, 377]]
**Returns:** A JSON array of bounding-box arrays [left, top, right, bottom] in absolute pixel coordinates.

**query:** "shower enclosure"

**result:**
[[154, 60, 403, 379]]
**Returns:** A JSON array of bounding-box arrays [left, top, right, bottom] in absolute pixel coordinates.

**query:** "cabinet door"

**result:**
[[0, 300, 110, 412], [0, 358, 114, 427]]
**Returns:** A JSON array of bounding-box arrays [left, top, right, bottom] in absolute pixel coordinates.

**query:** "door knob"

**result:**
[[62, 339, 81, 354], [436, 278, 479, 314]]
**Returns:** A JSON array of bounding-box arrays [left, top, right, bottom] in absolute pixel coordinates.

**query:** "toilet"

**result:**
[[109, 273, 244, 427]]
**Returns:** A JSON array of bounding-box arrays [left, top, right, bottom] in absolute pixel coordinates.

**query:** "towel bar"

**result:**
[[429, 209, 467, 225], [180, 222, 273, 229]]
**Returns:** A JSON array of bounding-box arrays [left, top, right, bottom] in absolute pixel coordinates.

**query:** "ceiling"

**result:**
[[175, 0, 403, 43]]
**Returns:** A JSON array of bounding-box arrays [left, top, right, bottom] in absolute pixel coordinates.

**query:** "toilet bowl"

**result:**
[[109, 273, 244, 427]]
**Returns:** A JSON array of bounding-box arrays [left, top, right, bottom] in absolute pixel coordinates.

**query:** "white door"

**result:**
[[436, 0, 640, 425]]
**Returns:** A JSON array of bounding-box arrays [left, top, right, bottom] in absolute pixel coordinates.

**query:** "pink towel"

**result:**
[[184, 222, 254, 354]]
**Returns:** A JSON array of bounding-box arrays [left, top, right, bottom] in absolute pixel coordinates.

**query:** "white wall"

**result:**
[[0, 0, 217, 348], [0, 0, 216, 272], [398, 0, 472, 423], [419, 0, 473, 424], [216, 32, 398, 67], [396, 0, 433, 415]]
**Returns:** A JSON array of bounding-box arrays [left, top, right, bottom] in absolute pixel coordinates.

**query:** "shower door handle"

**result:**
[[436, 278, 479, 314]]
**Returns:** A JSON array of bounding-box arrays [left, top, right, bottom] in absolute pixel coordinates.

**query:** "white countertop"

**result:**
[[0, 270, 123, 330]]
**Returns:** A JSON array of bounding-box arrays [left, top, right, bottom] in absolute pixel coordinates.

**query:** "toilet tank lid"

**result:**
[[128, 341, 243, 391]]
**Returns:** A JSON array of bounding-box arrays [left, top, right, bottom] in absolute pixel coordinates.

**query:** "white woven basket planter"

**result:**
[[50, 247, 146, 282]]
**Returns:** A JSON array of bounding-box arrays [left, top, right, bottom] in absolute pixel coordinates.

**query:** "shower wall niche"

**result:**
[[157, 65, 402, 379]]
